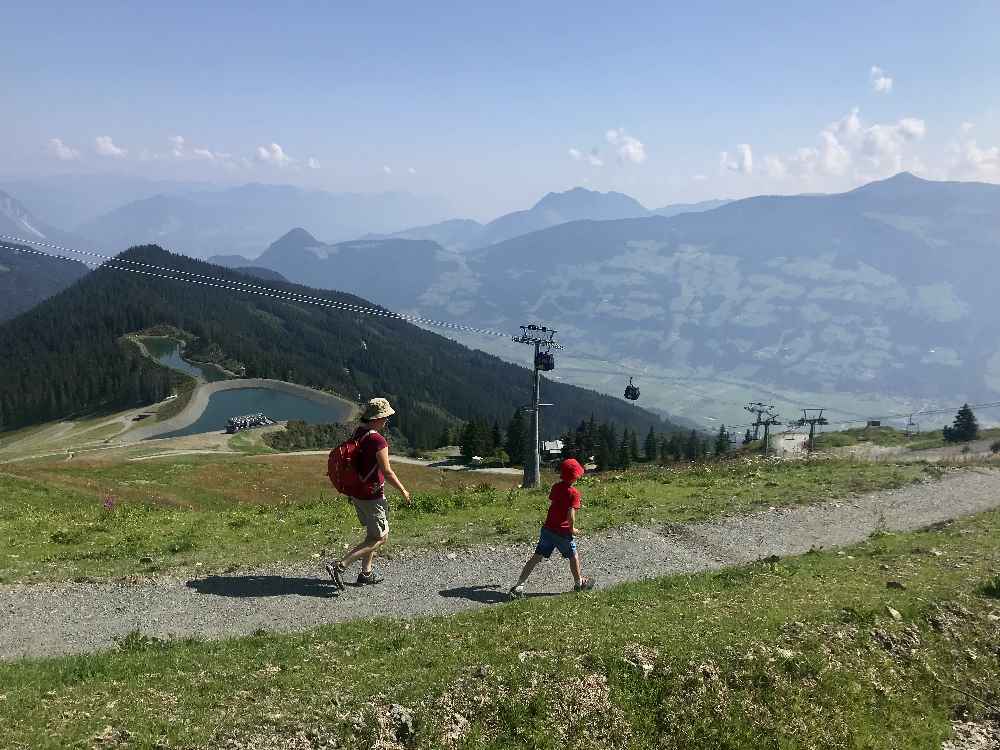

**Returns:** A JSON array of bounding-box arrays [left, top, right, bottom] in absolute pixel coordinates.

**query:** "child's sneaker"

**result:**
[[574, 577, 595, 592], [325, 562, 346, 591], [356, 569, 384, 586], [509, 584, 525, 599]]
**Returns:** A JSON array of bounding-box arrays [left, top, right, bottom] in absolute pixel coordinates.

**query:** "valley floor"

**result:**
[[2, 466, 998, 660]]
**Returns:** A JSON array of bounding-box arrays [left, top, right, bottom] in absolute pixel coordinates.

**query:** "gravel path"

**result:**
[[2, 468, 999, 661]]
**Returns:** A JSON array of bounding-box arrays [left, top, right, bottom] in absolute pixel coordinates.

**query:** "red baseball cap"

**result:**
[[560, 458, 585, 482]]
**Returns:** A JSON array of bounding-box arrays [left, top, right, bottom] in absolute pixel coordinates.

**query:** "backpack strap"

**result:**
[[359, 429, 380, 483]]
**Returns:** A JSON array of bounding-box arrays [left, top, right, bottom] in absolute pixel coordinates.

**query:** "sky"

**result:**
[[2, 0, 999, 219]]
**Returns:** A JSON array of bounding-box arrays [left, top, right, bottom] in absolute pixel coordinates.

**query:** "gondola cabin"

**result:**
[[624, 377, 640, 401]]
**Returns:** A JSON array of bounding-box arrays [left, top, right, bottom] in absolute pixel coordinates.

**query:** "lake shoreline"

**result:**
[[128, 379, 360, 441]]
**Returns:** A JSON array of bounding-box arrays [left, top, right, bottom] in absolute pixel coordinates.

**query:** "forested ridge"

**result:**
[[0, 243, 90, 322], [0, 245, 673, 445]]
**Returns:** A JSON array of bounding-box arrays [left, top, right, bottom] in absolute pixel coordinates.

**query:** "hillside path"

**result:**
[[2, 468, 999, 661]]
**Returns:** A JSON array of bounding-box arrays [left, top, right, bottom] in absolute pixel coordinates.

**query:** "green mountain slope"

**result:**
[[0, 245, 674, 445], [0, 243, 90, 322]]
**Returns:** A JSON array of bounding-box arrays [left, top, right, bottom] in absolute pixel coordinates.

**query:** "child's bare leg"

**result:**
[[569, 553, 583, 587], [517, 553, 544, 585]]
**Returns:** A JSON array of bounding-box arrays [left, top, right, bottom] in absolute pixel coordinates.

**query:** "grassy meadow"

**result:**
[[1, 455, 943, 583], [1, 504, 998, 748]]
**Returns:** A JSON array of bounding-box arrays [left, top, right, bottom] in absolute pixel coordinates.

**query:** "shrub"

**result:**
[[979, 575, 1000, 599], [50, 527, 85, 545]]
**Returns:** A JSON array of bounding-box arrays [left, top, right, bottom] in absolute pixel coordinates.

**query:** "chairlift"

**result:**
[[535, 351, 555, 371], [624, 377, 640, 401]]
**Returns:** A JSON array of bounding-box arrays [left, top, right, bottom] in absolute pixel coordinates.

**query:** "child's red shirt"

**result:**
[[544, 480, 581, 536]]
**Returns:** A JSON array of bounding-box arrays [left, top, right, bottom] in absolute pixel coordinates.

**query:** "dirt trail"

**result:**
[[3, 468, 999, 660]]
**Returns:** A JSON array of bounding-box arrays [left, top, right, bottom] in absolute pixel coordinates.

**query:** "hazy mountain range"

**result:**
[[236, 173, 1000, 426], [357, 189, 728, 251]]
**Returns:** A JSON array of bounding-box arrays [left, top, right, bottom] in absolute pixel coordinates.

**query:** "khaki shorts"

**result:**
[[352, 496, 389, 539]]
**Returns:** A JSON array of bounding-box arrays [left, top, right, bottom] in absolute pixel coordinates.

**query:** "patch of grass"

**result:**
[[978, 574, 1000, 598], [227, 430, 277, 455], [1, 508, 999, 748], [0, 457, 941, 582]]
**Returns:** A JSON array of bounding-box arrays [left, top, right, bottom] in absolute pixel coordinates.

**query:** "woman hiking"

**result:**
[[326, 397, 411, 588]]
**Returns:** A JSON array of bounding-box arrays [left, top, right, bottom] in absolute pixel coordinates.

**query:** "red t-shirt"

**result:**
[[352, 427, 388, 498], [544, 481, 581, 536]]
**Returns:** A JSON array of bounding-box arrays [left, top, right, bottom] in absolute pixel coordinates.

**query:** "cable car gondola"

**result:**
[[624, 377, 640, 401], [535, 351, 555, 371]]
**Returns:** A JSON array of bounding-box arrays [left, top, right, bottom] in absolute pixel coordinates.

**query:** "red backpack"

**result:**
[[327, 430, 381, 498]]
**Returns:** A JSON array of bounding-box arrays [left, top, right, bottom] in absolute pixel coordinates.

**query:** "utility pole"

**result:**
[[904, 414, 919, 438], [745, 401, 772, 440], [760, 410, 782, 457], [512, 324, 561, 488], [794, 408, 829, 452]]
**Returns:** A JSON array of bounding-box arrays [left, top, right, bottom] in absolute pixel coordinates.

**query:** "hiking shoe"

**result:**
[[574, 577, 596, 592], [509, 584, 525, 599], [356, 570, 384, 586], [326, 562, 346, 591]]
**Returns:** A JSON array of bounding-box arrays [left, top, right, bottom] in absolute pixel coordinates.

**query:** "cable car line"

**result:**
[[6, 234, 1000, 433], [0, 235, 511, 339]]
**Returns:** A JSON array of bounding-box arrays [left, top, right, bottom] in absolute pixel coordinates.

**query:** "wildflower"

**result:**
[[102, 493, 116, 512]]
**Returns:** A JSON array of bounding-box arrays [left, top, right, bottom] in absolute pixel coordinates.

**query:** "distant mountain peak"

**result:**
[[533, 187, 647, 213], [275, 227, 318, 246]]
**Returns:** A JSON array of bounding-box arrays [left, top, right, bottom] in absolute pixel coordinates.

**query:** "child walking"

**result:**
[[509, 458, 595, 597]]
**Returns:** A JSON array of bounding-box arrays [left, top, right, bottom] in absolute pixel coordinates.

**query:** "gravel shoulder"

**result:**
[[2, 467, 999, 661]]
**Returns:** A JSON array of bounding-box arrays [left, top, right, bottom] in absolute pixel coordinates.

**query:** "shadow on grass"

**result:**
[[186, 575, 339, 598], [439, 584, 557, 604]]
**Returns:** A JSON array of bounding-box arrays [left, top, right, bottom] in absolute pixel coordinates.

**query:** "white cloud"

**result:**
[[192, 148, 217, 160], [693, 173, 708, 182], [169, 135, 185, 157], [720, 143, 753, 174], [307, 156, 321, 169], [569, 146, 604, 167], [870, 66, 893, 93], [48, 138, 79, 161], [255, 142, 291, 166], [383, 165, 392, 174], [778, 108, 926, 179], [94, 136, 127, 158], [606, 128, 646, 164], [764, 155, 787, 178], [407, 166, 416, 175], [960, 121, 975, 135]]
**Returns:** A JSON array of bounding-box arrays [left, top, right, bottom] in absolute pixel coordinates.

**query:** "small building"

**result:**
[[541, 440, 564, 461]]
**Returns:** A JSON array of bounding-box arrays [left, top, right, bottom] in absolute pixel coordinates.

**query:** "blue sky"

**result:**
[[2, 0, 998, 218]]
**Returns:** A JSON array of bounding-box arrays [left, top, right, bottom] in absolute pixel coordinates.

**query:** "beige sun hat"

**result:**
[[361, 397, 395, 421]]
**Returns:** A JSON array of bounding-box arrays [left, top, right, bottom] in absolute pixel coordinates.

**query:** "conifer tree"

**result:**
[[492, 420, 503, 453], [684, 429, 701, 460], [714, 424, 730, 455], [596, 441, 613, 472], [505, 410, 527, 465], [943, 403, 979, 442], [629, 430, 641, 462], [618, 433, 632, 469], [644, 425, 657, 462]]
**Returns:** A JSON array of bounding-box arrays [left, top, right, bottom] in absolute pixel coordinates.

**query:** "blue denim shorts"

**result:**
[[535, 526, 576, 559]]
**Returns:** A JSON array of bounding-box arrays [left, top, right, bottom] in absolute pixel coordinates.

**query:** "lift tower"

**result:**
[[794, 408, 829, 453], [512, 324, 562, 488]]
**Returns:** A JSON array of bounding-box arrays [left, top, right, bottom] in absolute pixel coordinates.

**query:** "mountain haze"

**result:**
[[0, 245, 674, 445], [242, 174, 1000, 425], [76, 184, 453, 259]]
